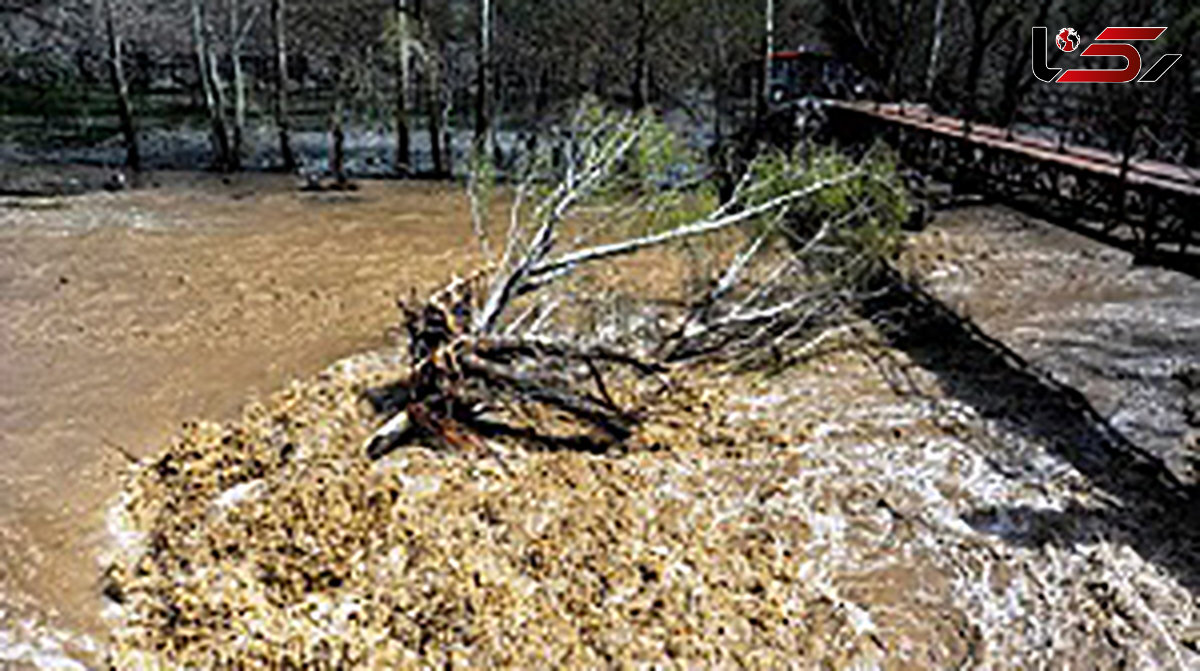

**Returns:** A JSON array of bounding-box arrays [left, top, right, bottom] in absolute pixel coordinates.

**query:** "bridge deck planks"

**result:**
[[829, 100, 1200, 199]]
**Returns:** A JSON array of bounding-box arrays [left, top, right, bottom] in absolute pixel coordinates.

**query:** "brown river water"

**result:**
[[0, 174, 1198, 666], [902, 206, 1200, 483], [0, 174, 479, 665]]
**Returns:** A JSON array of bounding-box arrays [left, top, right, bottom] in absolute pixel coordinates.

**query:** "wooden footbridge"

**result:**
[[825, 100, 1200, 273]]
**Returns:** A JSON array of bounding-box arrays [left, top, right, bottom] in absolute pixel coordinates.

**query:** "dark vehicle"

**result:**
[[718, 46, 865, 181], [729, 46, 863, 117], [764, 47, 860, 104]]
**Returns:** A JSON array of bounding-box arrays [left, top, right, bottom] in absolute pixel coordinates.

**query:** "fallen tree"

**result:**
[[365, 103, 911, 459]]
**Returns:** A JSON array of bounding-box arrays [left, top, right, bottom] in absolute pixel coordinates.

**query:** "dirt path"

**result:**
[[0, 173, 478, 654]]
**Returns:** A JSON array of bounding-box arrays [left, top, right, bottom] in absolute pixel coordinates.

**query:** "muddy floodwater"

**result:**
[[904, 207, 1200, 483], [0, 176, 1198, 666], [0, 174, 479, 663]]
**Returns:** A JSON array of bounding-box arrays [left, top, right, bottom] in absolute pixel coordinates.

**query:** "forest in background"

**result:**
[[0, 0, 1197, 179]]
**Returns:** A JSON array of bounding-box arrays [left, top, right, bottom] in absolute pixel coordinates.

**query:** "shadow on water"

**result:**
[[862, 269, 1200, 596]]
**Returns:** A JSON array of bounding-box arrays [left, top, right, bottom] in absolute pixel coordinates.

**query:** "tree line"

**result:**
[[1, 0, 1196, 177]]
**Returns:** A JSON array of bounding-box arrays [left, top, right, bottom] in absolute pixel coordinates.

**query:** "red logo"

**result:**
[[1032, 26, 1182, 84], [1056, 27, 1080, 52]]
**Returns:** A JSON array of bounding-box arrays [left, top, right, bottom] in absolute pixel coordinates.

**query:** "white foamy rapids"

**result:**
[[0, 607, 98, 670]]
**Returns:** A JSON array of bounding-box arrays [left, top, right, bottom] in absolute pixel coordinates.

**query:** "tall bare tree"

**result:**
[[393, 0, 411, 175], [632, 0, 650, 109], [924, 0, 946, 100], [414, 0, 447, 175], [474, 0, 494, 159], [228, 0, 260, 168], [270, 0, 295, 171], [100, 0, 139, 172], [191, 0, 234, 171], [331, 57, 348, 186], [761, 0, 774, 117]]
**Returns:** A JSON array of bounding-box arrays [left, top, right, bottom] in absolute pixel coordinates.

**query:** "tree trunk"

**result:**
[[229, 0, 252, 170], [708, 4, 732, 202], [441, 99, 454, 176], [474, 0, 494, 159], [632, 0, 649, 110], [207, 46, 237, 170], [331, 89, 347, 187], [231, 53, 245, 165], [414, 0, 443, 176], [963, 3, 988, 121], [427, 69, 445, 176], [924, 0, 946, 102], [708, 1, 726, 144], [101, 0, 139, 172], [759, 0, 774, 121], [270, 0, 295, 172], [191, 0, 232, 171], [394, 0, 411, 176]]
